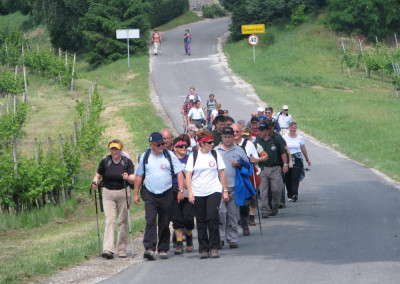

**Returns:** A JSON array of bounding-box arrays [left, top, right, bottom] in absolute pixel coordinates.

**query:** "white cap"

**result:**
[[282, 105, 289, 110], [257, 107, 264, 112], [189, 95, 195, 100]]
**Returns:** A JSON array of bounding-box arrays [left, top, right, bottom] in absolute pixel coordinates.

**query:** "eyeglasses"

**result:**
[[176, 145, 187, 149], [154, 142, 165, 147], [205, 141, 214, 144]]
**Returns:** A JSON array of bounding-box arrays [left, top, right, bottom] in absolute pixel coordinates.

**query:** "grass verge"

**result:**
[[224, 23, 400, 181]]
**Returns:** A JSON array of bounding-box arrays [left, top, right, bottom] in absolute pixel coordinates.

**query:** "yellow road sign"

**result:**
[[241, 24, 265, 34]]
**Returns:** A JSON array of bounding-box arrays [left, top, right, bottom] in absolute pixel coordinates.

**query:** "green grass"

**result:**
[[0, 199, 76, 232], [224, 23, 400, 180], [0, 200, 145, 284]]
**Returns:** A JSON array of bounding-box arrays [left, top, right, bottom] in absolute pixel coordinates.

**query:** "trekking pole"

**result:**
[[91, 184, 101, 255], [252, 170, 262, 236], [124, 180, 134, 258]]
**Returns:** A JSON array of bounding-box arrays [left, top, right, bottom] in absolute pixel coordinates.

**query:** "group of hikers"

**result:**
[[91, 87, 311, 260]]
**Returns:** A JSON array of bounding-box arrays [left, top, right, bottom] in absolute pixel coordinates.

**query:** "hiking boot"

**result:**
[[262, 213, 269, 219], [249, 215, 256, 226], [175, 241, 183, 255], [219, 240, 224, 249], [229, 242, 238, 249], [186, 234, 194, 252], [143, 250, 155, 261], [243, 228, 250, 236], [200, 251, 209, 259], [118, 251, 127, 258], [269, 209, 278, 216], [159, 251, 168, 259], [210, 248, 219, 258], [101, 250, 114, 259]]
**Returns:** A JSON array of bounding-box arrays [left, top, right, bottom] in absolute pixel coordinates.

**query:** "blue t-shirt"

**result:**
[[135, 149, 184, 194], [173, 155, 189, 191]]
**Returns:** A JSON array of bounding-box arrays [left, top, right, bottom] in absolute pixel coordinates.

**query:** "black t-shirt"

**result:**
[[97, 156, 135, 190]]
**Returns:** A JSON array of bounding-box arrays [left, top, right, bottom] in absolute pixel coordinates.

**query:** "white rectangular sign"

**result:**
[[116, 29, 140, 39]]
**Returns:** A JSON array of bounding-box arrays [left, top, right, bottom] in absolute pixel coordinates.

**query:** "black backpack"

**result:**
[[191, 149, 218, 173], [101, 155, 134, 188], [139, 148, 175, 199]]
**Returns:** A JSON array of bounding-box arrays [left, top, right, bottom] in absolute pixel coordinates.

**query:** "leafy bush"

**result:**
[[285, 4, 307, 30], [202, 4, 227, 19], [150, 0, 189, 27]]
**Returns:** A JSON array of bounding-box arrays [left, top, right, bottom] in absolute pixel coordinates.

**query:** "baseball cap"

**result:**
[[282, 105, 289, 110], [109, 142, 122, 149], [257, 107, 264, 112], [222, 126, 234, 135], [259, 124, 270, 131], [149, 132, 164, 143], [250, 117, 259, 124], [187, 124, 199, 131], [242, 127, 251, 136]]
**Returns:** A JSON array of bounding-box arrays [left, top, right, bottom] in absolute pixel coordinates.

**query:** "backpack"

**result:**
[[240, 139, 248, 152], [139, 148, 175, 199], [102, 155, 134, 188], [191, 149, 218, 174]]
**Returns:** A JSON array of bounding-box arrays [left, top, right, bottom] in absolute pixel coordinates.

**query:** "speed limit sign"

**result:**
[[248, 34, 259, 46]]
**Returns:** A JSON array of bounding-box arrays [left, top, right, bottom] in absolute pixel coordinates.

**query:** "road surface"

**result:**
[[101, 17, 400, 284]]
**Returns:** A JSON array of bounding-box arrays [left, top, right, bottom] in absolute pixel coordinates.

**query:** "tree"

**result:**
[[33, 0, 89, 52], [80, 0, 151, 68], [328, 0, 400, 39]]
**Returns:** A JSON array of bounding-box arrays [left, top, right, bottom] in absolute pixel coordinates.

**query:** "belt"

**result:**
[[263, 164, 280, 168], [191, 119, 202, 121], [147, 188, 172, 198]]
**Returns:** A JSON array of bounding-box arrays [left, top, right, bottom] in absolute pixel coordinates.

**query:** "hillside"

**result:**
[[224, 22, 400, 181]]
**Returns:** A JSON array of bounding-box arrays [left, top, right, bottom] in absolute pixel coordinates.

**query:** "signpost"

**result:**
[[116, 29, 140, 68], [248, 34, 259, 63], [241, 24, 265, 63], [241, 24, 265, 35]]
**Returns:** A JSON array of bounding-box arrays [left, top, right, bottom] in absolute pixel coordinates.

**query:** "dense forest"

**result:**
[[2, 0, 400, 67], [0, 0, 189, 67]]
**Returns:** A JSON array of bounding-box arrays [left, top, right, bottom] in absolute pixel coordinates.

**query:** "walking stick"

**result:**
[[124, 180, 134, 258], [90, 185, 101, 255], [252, 170, 262, 236]]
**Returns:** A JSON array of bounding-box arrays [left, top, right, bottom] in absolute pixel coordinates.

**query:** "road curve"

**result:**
[[100, 18, 400, 284]]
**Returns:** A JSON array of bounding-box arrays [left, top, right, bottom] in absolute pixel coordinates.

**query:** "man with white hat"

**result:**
[[256, 107, 266, 121], [275, 105, 292, 136]]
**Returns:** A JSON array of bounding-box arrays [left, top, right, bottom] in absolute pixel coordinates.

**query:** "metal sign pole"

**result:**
[[127, 30, 130, 68], [253, 46, 255, 63]]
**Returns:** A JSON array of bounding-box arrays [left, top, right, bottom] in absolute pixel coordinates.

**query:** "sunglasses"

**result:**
[[176, 145, 187, 149], [205, 141, 214, 144], [154, 142, 165, 147]]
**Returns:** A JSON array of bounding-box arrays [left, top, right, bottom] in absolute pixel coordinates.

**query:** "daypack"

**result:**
[[191, 149, 218, 174], [239, 139, 260, 188], [101, 155, 134, 188], [139, 148, 175, 199]]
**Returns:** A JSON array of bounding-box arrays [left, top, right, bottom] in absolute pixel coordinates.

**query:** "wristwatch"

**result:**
[[178, 189, 184, 193]]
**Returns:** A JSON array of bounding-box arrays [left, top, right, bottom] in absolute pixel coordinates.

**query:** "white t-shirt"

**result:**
[[186, 150, 226, 197], [283, 134, 305, 154], [237, 138, 259, 159], [188, 107, 205, 120], [211, 109, 218, 118], [190, 137, 198, 149]]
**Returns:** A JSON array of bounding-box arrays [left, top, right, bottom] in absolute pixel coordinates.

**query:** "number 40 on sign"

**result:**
[[248, 34, 259, 63]]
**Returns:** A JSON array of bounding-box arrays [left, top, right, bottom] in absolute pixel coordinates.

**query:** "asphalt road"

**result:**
[[101, 18, 400, 284]]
